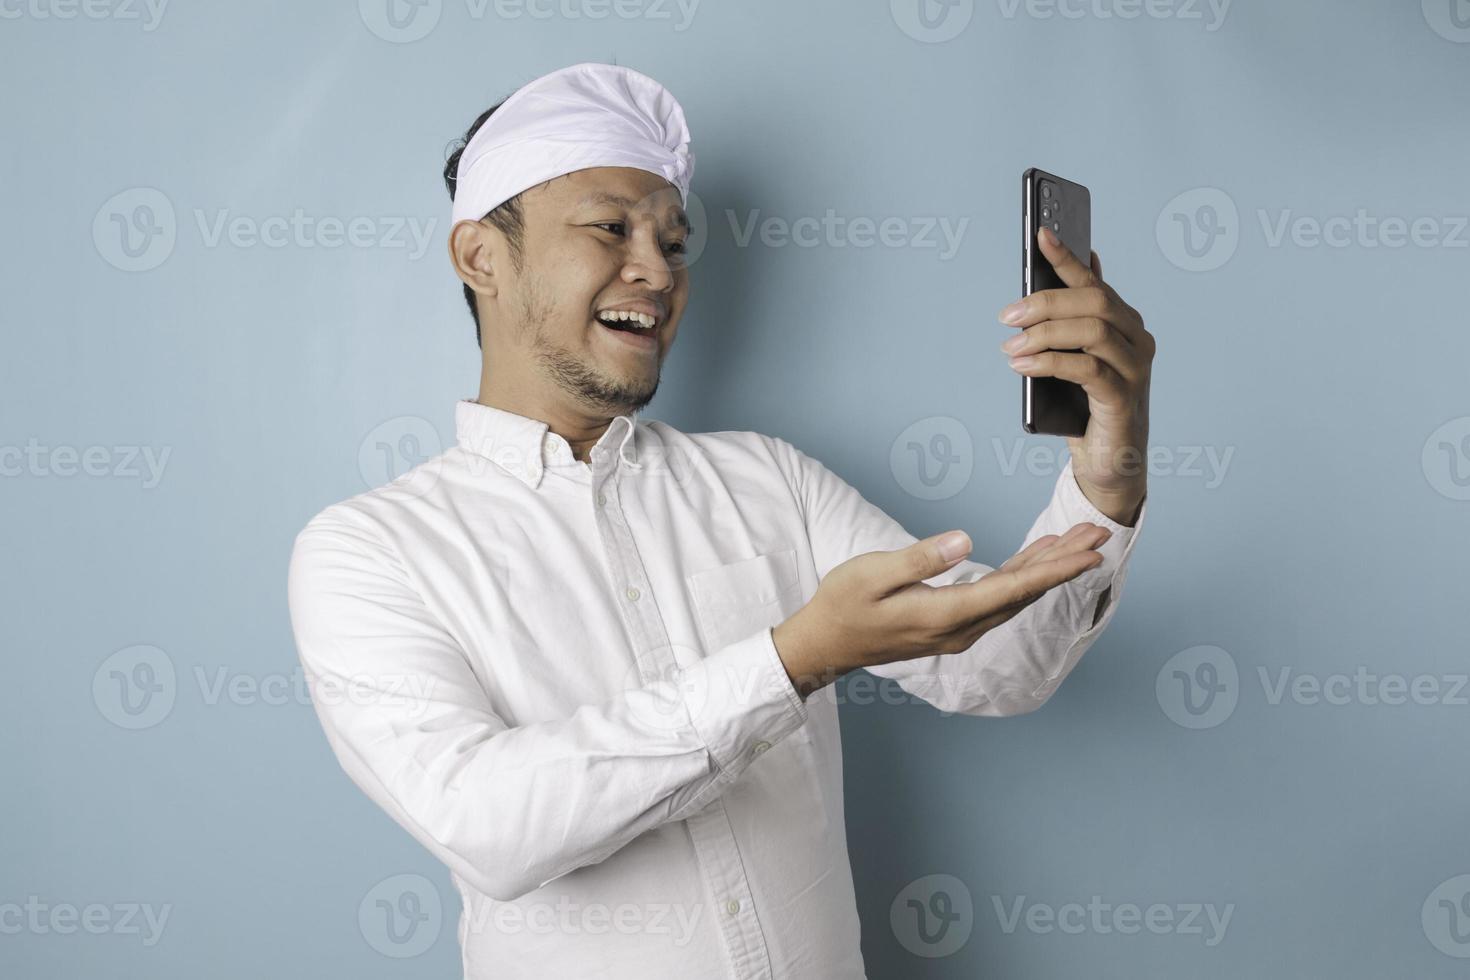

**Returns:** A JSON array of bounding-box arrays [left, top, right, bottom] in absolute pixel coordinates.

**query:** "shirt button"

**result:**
[[725, 899, 741, 916], [753, 740, 771, 755], [596, 492, 606, 507], [625, 586, 641, 602]]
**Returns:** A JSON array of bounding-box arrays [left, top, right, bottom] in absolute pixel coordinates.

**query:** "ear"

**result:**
[[448, 219, 501, 298]]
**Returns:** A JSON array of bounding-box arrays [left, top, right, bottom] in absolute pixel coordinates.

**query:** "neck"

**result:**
[[477, 372, 626, 464]]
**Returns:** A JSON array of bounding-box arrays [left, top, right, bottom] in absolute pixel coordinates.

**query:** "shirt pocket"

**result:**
[[686, 547, 803, 655]]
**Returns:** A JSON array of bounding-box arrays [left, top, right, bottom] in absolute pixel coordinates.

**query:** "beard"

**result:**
[[517, 279, 660, 415]]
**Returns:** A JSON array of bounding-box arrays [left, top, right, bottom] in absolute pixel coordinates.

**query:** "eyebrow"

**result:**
[[577, 191, 690, 230]]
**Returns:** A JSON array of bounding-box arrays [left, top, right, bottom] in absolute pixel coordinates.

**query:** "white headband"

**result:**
[[450, 62, 695, 228]]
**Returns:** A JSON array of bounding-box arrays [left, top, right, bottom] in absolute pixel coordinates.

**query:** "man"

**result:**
[[287, 62, 1152, 978]]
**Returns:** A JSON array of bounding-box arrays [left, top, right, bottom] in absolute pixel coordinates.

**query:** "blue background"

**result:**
[[4, 0, 1469, 976]]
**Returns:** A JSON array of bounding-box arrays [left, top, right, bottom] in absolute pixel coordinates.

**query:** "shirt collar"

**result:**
[[455, 399, 643, 489]]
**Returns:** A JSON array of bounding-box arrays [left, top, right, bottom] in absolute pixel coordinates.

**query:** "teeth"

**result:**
[[598, 310, 656, 329]]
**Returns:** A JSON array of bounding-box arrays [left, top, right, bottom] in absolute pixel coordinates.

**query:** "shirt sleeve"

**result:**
[[769, 435, 1146, 717], [286, 509, 807, 903]]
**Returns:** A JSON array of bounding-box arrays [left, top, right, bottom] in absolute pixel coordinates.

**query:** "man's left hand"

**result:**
[[997, 226, 1155, 526]]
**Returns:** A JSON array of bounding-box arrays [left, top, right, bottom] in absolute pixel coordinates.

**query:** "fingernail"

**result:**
[[938, 531, 970, 562], [1000, 334, 1027, 354], [1041, 226, 1059, 246], [999, 302, 1027, 324], [1009, 356, 1037, 371]]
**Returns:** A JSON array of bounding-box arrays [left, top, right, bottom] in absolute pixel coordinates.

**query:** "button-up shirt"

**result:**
[[287, 398, 1146, 978]]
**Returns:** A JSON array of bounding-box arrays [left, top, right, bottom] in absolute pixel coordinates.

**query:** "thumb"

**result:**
[[882, 530, 972, 590]]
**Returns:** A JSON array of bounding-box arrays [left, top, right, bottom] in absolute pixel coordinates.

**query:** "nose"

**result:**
[[620, 224, 677, 293]]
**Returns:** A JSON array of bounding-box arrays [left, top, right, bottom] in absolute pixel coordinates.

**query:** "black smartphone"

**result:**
[[1021, 167, 1091, 437]]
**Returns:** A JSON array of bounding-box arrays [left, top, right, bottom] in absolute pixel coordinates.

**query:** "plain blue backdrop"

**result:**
[[4, 0, 1469, 976]]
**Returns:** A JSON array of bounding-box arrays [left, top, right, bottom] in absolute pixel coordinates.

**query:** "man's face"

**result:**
[[482, 166, 691, 416]]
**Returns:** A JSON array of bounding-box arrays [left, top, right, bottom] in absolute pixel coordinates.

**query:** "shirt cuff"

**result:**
[[1051, 457, 1147, 595], [681, 626, 808, 776]]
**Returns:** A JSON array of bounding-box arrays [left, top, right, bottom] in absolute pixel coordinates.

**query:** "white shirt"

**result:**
[[287, 399, 1146, 979]]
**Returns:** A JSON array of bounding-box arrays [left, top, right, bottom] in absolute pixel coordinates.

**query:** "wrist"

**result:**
[[1076, 476, 1146, 526], [772, 615, 847, 700]]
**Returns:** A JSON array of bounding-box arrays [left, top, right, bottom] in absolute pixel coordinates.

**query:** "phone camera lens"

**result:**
[[1040, 184, 1053, 200], [1040, 206, 1052, 221], [1051, 221, 1060, 232]]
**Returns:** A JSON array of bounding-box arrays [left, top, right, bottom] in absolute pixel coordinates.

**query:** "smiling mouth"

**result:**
[[593, 317, 659, 352]]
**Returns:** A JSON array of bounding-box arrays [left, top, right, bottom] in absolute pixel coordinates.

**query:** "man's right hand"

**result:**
[[770, 523, 1111, 699]]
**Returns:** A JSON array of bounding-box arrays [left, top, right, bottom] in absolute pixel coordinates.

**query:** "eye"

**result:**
[[593, 222, 687, 256]]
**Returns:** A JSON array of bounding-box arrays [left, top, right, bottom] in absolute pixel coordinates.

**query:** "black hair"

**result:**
[[443, 98, 527, 350]]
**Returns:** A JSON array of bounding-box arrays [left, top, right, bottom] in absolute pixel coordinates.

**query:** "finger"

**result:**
[[1001, 317, 1142, 380], [1036, 226, 1098, 289], [1027, 523, 1111, 566], [1007, 350, 1130, 406], [1090, 250, 1103, 281], [999, 286, 1144, 346], [998, 534, 1060, 572], [868, 530, 973, 597], [938, 549, 1104, 626]]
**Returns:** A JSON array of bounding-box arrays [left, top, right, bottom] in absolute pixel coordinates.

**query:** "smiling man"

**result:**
[[287, 62, 1152, 978]]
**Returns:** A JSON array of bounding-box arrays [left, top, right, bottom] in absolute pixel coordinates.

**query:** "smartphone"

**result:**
[[1021, 168, 1091, 437]]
